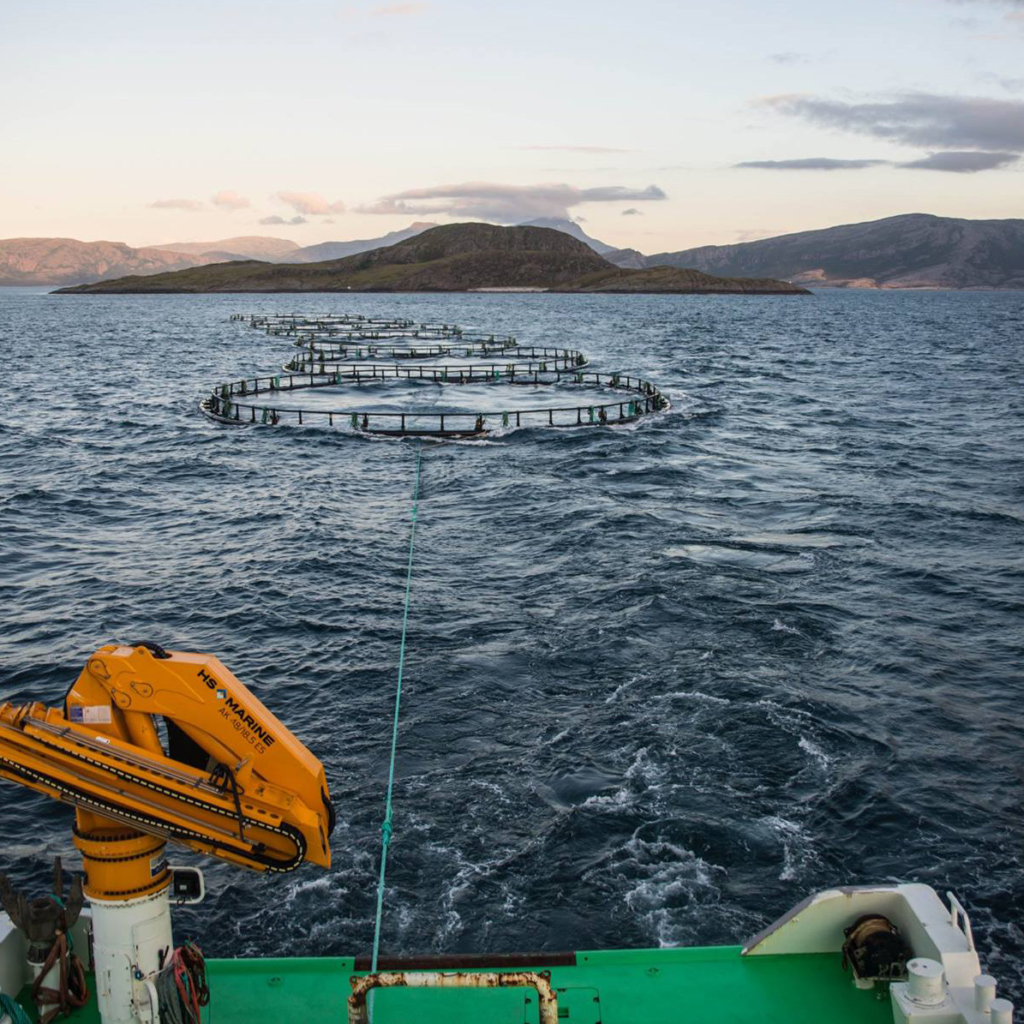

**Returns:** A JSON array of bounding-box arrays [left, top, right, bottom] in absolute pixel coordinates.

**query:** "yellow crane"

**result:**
[[0, 642, 334, 1024]]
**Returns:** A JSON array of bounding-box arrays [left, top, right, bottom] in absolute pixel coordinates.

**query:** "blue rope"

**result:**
[[0, 993, 32, 1024], [370, 444, 423, 976]]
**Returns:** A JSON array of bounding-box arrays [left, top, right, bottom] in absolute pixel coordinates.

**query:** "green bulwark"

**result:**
[[19, 946, 892, 1023]]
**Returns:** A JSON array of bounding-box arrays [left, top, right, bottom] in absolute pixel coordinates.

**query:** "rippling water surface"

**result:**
[[1, 287, 1022, 995]]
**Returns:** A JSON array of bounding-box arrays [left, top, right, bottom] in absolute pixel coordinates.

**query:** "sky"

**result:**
[[2, 0, 1023, 253]]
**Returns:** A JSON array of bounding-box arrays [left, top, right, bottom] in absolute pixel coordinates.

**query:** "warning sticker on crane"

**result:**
[[69, 705, 113, 724]]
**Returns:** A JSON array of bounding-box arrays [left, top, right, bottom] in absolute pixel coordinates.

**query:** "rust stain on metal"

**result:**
[[347, 970, 560, 1024]]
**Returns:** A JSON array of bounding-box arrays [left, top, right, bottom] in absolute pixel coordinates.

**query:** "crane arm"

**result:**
[[0, 644, 334, 873]]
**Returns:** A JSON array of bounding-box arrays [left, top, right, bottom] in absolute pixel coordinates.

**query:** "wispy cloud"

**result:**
[[358, 181, 666, 221], [149, 198, 203, 211], [940, 0, 1024, 7], [339, 1, 428, 17], [621, 207, 643, 216], [736, 157, 888, 170], [768, 51, 811, 65], [736, 151, 1019, 173], [211, 190, 250, 211], [899, 150, 1019, 171], [977, 71, 1024, 92], [274, 191, 346, 216], [519, 145, 633, 154], [760, 92, 1024, 151], [371, 2, 427, 13], [259, 214, 308, 225], [947, 0, 1024, 29]]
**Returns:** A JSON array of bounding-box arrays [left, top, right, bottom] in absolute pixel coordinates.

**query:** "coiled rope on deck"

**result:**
[[154, 942, 209, 1024], [371, 443, 423, 975]]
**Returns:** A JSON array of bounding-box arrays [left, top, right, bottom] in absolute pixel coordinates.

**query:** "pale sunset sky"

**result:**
[[3, 0, 1023, 252]]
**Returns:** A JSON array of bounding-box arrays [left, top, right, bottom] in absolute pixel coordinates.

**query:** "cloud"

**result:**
[[761, 92, 1024, 152], [621, 207, 643, 216], [274, 191, 346, 215], [735, 150, 1018, 173], [358, 181, 667, 221], [211, 190, 250, 211], [371, 2, 426, 14], [977, 71, 1024, 92], [259, 215, 308, 225], [149, 198, 203, 211], [898, 149, 1020, 171], [768, 52, 811, 64], [736, 157, 888, 170], [520, 145, 633, 154]]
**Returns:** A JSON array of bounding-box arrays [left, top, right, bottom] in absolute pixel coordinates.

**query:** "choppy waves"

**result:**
[[0, 287, 1022, 997]]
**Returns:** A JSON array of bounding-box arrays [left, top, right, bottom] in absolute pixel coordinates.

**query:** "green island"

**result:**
[[54, 224, 810, 295]]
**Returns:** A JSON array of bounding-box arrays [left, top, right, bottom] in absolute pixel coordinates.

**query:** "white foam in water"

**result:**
[[662, 689, 731, 706], [604, 672, 643, 704], [761, 814, 816, 882], [615, 834, 721, 947], [771, 618, 801, 635], [798, 736, 833, 771]]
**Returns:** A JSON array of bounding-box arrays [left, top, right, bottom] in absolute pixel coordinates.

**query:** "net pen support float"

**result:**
[[202, 312, 670, 438]]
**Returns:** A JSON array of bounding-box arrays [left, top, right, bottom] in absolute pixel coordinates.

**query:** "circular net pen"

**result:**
[[204, 314, 670, 438], [234, 313, 473, 343], [239, 314, 520, 356], [285, 344, 584, 371]]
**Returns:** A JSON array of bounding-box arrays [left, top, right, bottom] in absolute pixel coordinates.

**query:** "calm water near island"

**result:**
[[0, 286, 1022, 994]]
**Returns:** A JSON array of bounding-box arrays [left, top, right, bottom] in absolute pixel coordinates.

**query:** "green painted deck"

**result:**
[[16, 946, 893, 1023]]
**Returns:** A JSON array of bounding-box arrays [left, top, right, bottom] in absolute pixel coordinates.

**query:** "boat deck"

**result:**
[[15, 945, 893, 1023]]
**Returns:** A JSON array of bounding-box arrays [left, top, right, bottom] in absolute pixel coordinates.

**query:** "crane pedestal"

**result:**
[[74, 824, 172, 1024]]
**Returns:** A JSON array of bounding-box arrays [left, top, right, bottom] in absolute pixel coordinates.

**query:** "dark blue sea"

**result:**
[[1, 287, 1022, 995]]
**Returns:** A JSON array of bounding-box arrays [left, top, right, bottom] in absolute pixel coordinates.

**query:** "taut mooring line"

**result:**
[[370, 442, 423, 980]]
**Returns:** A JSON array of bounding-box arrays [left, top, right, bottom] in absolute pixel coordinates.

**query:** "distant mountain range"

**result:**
[[0, 238, 227, 287], [155, 235, 302, 262], [277, 223, 439, 263], [55, 224, 808, 295], [645, 214, 1024, 290], [517, 217, 618, 255], [6, 214, 1023, 288]]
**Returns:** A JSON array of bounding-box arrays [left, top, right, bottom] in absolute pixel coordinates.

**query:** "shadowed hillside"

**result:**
[[55, 224, 808, 295], [646, 214, 1024, 289]]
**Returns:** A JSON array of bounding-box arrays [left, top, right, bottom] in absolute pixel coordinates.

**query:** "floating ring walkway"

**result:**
[[202, 314, 669, 438]]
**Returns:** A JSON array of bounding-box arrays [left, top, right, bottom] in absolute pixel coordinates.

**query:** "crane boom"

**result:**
[[0, 643, 334, 873]]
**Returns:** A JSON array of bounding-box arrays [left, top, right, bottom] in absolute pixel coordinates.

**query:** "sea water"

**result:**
[[0, 287, 1021, 996]]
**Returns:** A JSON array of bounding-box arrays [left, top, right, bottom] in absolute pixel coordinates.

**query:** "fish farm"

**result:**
[[200, 314, 670, 437]]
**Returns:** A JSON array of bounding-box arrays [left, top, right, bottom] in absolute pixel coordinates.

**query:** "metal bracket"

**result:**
[[169, 867, 205, 906]]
